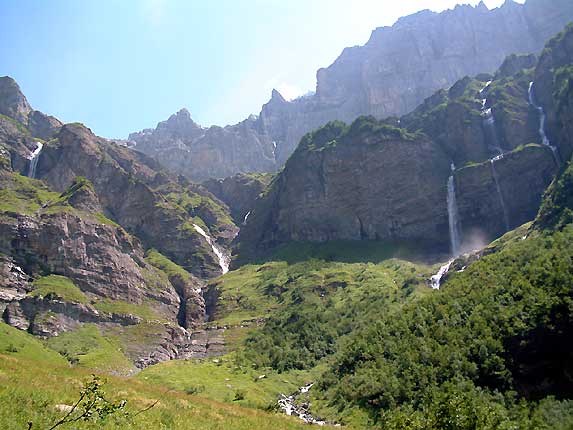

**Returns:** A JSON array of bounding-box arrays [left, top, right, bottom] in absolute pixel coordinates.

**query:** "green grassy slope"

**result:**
[[0, 322, 336, 430]]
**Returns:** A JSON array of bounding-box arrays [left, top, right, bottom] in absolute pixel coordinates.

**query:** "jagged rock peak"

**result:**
[[161, 107, 202, 130], [175, 107, 192, 119], [477, 1, 489, 12], [271, 89, 286, 103], [0, 76, 32, 124]]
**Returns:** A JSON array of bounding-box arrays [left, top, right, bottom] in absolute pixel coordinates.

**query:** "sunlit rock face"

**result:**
[[129, 0, 573, 180], [129, 109, 276, 182]]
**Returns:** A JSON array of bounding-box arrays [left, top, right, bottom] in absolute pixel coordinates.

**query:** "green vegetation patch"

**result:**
[[0, 349, 319, 430], [94, 300, 162, 322], [145, 249, 193, 282], [139, 354, 311, 410], [212, 258, 431, 372], [0, 322, 66, 365], [45, 324, 134, 374], [30, 275, 88, 304], [314, 223, 573, 426], [0, 172, 62, 215]]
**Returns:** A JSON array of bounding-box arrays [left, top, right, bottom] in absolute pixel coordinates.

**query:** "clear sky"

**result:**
[[0, 0, 522, 138]]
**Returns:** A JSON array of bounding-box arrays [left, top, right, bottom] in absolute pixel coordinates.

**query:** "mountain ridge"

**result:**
[[128, 0, 573, 181]]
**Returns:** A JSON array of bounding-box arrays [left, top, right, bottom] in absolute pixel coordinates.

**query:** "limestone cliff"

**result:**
[[129, 109, 276, 182], [129, 0, 573, 179], [238, 27, 572, 258], [203, 172, 273, 225], [0, 172, 206, 369], [0, 83, 238, 368]]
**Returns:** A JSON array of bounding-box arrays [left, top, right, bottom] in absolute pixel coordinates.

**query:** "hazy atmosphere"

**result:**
[[1, 1, 572, 429], [2, 0, 519, 137]]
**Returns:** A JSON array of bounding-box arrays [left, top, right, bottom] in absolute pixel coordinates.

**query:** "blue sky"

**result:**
[[1, 0, 519, 138]]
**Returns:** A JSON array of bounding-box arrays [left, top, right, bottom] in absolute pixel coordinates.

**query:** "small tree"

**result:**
[[28, 375, 158, 430]]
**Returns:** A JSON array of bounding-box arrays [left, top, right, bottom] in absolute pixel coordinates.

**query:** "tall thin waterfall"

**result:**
[[447, 163, 462, 257], [242, 211, 251, 226], [480, 81, 511, 232], [193, 224, 230, 274], [480, 81, 503, 156], [27, 142, 43, 178], [528, 82, 560, 165], [490, 159, 510, 231]]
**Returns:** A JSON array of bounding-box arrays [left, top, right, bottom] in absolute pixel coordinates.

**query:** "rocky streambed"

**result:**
[[278, 383, 339, 426]]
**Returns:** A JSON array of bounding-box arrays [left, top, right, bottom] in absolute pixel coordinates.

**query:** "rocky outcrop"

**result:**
[[0, 78, 237, 368], [238, 119, 452, 257], [0, 79, 237, 279], [33, 123, 236, 278], [0, 76, 32, 124], [27, 110, 63, 140], [0, 170, 210, 366], [129, 109, 276, 182], [455, 145, 556, 249], [495, 54, 537, 79], [203, 172, 272, 224], [238, 33, 567, 259], [130, 1, 573, 180]]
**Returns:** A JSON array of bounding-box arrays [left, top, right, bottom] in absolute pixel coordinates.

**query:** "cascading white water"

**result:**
[[447, 163, 462, 257], [192, 224, 230, 274], [490, 159, 510, 231], [430, 259, 454, 290], [242, 211, 251, 225], [480, 81, 503, 156], [528, 81, 560, 165], [277, 383, 327, 426], [27, 142, 43, 178], [479, 81, 511, 232]]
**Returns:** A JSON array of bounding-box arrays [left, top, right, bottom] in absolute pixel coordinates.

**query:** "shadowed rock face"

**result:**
[[129, 109, 276, 182], [532, 22, 573, 162], [129, 0, 573, 180], [202, 172, 273, 225], [237, 120, 452, 257], [238, 22, 573, 259], [454, 145, 556, 249]]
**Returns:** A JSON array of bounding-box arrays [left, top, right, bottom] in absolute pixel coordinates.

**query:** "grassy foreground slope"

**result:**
[[0, 324, 332, 430]]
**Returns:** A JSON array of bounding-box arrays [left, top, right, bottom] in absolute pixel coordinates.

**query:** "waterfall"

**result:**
[[242, 211, 251, 226], [490, 159, 510, 231], [430, 259, 454, 290], [528, 82, 560, 165], [480, 81, 503, 156], [447, 163, 462, 257], [27, 142, 43, 178], [192, 224, 230, 274]]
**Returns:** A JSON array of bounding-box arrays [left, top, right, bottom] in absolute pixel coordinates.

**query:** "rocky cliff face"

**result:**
[[203, 172, 272, 225], [532, 23, 573, 162], [0, 82, 238, 369], [129, 109, 276, 182], [0, 170, 207, 368], [0, 76, 32, 124], [238, 119, 452, 257], [35, 123, 236, 279], [129, 0, 573, 180], [238, 27, 572, 258]]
